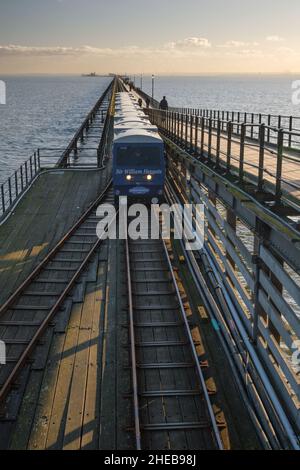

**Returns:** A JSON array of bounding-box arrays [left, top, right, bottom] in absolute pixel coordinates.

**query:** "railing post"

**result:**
[[34, 152, 37, 173], [15, 172, 18, 198], [239, 124, 246, 185], [30, 156, 33, 180], [289, 116, 293, 148], [8, 178, 12, 205], [200, 117, 205, 158], [25, 161, 28, 185], [208, 118, 212, 160], [194, 116, 199, 157], [185, 114, 189, 150], [165, 111, 168, 135], [251, 114, 254, 139], [20, 166, 24, 190], [1, 185, 5, 214], [172, 112, 175, 138], [216, 120, 221, 169], [181, 114, 184, 145], [258, 124, 265, 192], [190, 114, 194, 151], [173, 112, 176, 137], [177, 112, 181, 143], [172, 111, 175, 138], [275, 129, 284, 203], [37, 149, 41, 169], [226, 121, 232, 172], [267, 115, 271, 143]]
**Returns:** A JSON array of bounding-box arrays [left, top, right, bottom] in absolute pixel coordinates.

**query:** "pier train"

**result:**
[[112, 92, 165, 201]]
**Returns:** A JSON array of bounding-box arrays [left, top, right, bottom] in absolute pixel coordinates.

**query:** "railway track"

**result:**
[[0, 182, 114, 407], [125, 211, 223, 450], [1, 186, 224, 450]]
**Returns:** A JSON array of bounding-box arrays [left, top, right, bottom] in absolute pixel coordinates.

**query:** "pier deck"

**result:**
[[0, 79, 299, 450], [0, 169, 105, 307]]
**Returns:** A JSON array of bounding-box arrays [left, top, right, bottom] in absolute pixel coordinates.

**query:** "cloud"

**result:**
[[0, 38, 212, 60], [167, 37, 211, 49], [218, 40, 259, 48], [266, 35, 285, 42], [224, 48, 265, 59], [0, 36, 293, 64], [0, 44, 116, 56]]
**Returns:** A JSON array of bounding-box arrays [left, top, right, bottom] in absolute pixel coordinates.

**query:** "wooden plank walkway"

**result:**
[[200, 128, 300, 201], [6, 238, 132, 450], [0, 169, 105, 307]]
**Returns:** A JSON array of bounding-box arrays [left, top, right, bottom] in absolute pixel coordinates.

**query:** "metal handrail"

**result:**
[[56, 79, 114, 168], [147, 108, 300, 206], [0, 151, 41, 219], [131, 84, 300, 149], [0, 79, 116, 220]]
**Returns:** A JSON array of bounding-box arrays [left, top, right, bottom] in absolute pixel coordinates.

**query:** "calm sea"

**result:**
[[1, 74, 300, 184], [140, 75, 300, 115], [0, 75, 111, 184]]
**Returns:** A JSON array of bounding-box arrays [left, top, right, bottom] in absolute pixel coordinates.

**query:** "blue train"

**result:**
[[113, 92, 165, 202]]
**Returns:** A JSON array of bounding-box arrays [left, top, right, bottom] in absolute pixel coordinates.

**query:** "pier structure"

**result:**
[[133, 82, 300, 448], [0, 77, 299, 450]]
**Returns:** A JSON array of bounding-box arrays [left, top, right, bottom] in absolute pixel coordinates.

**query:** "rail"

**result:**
[[0, 78, 116, 221], [169, 108, 300, 149], [162, 132, 300, 449], [56, 79, 114, 168], [0, 151, 41, 220], [0, 77, 118, 417], [0, 180, 113, 406], [125, 211, 223, 450], [130, 82, 300, 150], [147, 108, 300, 207]]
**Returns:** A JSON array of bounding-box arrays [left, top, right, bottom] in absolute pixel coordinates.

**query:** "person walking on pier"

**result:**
[[159, 96, 169, 111], [146, 97, 150, 109]]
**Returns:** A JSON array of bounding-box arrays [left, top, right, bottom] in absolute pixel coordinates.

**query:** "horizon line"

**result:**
[[1, 72, 300, 76]]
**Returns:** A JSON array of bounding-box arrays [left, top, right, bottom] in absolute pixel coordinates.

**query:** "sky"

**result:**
[[0, 0, 300, 74]]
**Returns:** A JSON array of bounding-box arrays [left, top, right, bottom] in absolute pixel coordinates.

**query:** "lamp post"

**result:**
[[140, 73, 143, 90], [152, 74, 155, 100]]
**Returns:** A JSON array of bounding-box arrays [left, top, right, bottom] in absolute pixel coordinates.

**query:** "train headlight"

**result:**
[[126, 175, 132, 181], [146, 175, 153, 181]]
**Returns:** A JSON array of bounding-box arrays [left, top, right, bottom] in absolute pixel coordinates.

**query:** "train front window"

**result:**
[[116, 146, 161, 168]]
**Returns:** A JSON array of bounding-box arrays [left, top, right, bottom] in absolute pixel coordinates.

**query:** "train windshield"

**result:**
[[116, 146, 162, 168]]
